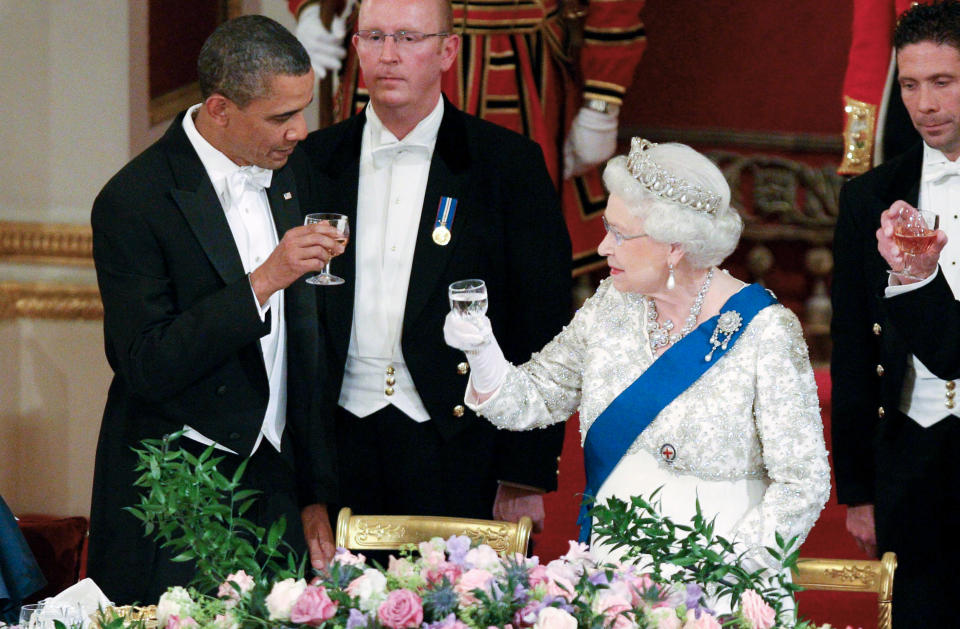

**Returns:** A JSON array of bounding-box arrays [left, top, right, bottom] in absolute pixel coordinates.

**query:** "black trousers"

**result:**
[[874, 411, 960, 629], [334, 405, 500, 520], [88, 435, 305, 604]]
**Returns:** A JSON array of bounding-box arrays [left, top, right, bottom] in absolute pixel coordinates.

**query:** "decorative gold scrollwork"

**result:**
[[354, 520, 407, 544], [823, 565, 879, 588]]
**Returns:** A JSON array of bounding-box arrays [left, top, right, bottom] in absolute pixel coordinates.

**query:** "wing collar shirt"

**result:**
[[181, 103, 287, 453], [885, 142, 960, 427], [338, 97, 444, 422]]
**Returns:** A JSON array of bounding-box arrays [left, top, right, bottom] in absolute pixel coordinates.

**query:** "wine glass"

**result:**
[[892, 208, 939, 280], [304, 213, 350, 286], [448, 279, 488, 320], [19, 603, 44, 629]]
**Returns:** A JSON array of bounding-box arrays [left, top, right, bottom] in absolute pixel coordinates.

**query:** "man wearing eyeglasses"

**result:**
[[300, 0, 571, 550]]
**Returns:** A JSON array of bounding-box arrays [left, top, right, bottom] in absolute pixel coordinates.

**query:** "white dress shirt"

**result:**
[[181, 104, 287, 453], [885, 142, 960, 427], [338, 98, 444, 422]]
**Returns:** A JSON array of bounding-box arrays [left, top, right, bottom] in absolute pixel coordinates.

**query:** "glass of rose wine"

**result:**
[[304, 213, 350, 286], [892, 208, 939, 280]]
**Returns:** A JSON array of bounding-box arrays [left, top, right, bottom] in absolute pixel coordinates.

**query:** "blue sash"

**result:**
[[578, 283, 777, 542]]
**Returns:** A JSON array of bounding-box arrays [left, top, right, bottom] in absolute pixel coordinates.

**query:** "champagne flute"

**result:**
[[448, 279, 488, 319], [892, 208, 939, 280], [304, 213, 350, 286]]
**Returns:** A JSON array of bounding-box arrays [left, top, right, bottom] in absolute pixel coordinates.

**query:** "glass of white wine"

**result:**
[[448, 279, 488, 319], [304, 212, 350, 286]]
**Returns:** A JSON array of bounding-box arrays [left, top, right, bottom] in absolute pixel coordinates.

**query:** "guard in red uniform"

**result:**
[[839, 0, 918, 175]]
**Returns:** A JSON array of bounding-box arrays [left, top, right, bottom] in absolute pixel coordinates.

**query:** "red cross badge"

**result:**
[[660, 444, 677, 463]]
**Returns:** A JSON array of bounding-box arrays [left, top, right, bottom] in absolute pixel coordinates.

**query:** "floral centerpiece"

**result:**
[[77, 435, 855, 629]]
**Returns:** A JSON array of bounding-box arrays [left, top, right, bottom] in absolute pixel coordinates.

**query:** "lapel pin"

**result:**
[[432, 196, 458, 246], [283, 192, 293, 200]]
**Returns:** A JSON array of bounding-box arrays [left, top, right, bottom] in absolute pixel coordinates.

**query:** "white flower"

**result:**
[[265, 578, 307, 621], [157, 587, 195, 628], [346, 568, 388, 612], [465, 545, 502, 573], [533, 606, 578, 629]]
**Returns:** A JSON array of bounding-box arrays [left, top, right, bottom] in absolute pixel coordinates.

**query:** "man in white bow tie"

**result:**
[[299, 0, 572, 549], [832, 2, 960, 626], [88, 15, 344, 604]]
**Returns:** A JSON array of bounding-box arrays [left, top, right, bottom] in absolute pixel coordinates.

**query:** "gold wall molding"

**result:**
[[0, 221, 93, 266], [0, 282, 102, 320]]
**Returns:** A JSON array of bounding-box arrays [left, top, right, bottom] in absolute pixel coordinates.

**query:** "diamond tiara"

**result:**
[[625, 137, 723, 215]]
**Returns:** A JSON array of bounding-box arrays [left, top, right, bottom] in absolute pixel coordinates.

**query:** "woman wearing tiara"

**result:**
[[444, 139, 830, 578]]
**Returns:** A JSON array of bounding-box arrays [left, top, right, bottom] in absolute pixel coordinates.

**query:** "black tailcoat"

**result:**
[[831, 142, 959, 627], [300, 99, 570, 518], [88, 115, 336, 603]]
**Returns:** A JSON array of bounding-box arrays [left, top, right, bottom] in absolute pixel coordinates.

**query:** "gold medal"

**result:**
[[432, 226, 451, 246]]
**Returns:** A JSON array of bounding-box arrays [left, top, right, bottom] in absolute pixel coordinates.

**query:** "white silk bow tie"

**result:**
[[371, 142, 430, 169], [922, 160, 960, 185], [225, 166, 273, 206]]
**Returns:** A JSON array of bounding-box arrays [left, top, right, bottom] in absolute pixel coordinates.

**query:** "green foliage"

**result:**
[[590, 488, 803, 624], [125, 432, 305, 593]]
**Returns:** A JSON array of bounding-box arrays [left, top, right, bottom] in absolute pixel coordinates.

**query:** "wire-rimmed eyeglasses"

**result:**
[[353, 30, 450, 48], [601, 215, 648, 246]]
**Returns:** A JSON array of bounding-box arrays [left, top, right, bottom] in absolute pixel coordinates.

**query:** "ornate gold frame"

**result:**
[[0, 221, 101, 320]]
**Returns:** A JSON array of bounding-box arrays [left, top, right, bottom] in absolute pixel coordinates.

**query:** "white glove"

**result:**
[[443, 312, 509, 394], [296, 2, 350, 80], [563, 104, 620, 179]]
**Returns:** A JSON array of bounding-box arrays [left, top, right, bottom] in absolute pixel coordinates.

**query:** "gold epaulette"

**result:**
[[838, 96, 877, 176]]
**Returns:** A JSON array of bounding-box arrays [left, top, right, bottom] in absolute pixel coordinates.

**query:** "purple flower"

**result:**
[[423, 613, 462, 629], [445, 535, 471, 565], [541, 596, 575, 615], [588, 571, 609, 586], [346, 608, 369, 629], [684, 583, 714, 618], [513, 583, 530, 605]]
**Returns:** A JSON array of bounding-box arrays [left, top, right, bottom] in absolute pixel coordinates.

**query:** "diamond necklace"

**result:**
[[644, 268, 714, 350]]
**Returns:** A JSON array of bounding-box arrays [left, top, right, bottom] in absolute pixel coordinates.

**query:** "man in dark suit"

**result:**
[[88, 16, 342, 604], [301, 0, 570, 532], [832, 3, 960, 626]]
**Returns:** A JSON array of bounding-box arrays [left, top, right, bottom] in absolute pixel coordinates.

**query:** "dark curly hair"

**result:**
[[197, 15, 311, 108], [895, 0, 960, 52]]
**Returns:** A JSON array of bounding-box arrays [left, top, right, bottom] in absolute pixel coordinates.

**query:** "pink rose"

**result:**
[[424, 560, 463, 585], [165, 616, 197, 629], [593, 592, 634, 629], [739, 590, 775, 629], [533, 607, 577, 629], [527, 564, 549, 588], [334, 549, 368, 566], [621, 573, 654, 607], [682, 609, 721, 629], [544, 573, 577, 602], [289, 585, 339, 626], [388, 556, 418, 579], [453, 568, 495, 606], [217, 570, 255, 605], [377, 589, 423, 629]]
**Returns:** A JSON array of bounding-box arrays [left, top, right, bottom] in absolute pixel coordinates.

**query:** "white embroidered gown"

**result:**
[[468, 278, 831, 571]]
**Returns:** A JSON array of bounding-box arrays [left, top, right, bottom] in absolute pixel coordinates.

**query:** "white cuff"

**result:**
[[884, 266, 939, 297]]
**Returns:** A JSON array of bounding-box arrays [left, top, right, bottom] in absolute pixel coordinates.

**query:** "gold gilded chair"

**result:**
[[793, 552, 897, 629], [335, 507, 533, 556]]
